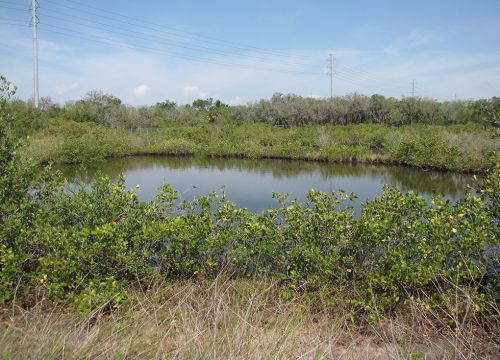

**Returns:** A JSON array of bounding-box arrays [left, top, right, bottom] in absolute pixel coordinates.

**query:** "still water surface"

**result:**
[[58, 156, 475, 213]]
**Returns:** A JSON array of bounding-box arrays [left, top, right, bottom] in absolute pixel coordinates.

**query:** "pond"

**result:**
[[57, 156, 476, 213]]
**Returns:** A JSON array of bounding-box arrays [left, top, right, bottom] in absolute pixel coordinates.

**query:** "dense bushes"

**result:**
[[230, 93, 500, 128], [391, 136, 462, 169], [6, 91, 500, 135], [6, 86, 499, 170], [56, 128, 129, 163], [25, 120, 497, 171], [1, 76, 499, 316], [1, 161, 498, 313]]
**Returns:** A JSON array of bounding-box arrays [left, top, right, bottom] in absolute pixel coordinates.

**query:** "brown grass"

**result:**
[[0, 276, 498, 359]]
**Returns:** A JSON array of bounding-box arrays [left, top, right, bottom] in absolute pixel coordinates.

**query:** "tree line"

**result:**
[[233, 93, 499, 128], [6, 90, 499, 136]]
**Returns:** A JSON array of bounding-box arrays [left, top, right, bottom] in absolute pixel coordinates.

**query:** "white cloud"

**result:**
[[54, 83, 79, 95], [1, 24, 500, 105], [132, 84, 150, 96], [183, 85, 209, 98], [229, 96, 242, 105]]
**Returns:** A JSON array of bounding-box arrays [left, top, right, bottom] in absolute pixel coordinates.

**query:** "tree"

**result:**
[[471, 97, 500, 130], [84, 90, 121, 106], [369, 94, 392, 124], [0, 75, 17, 164], [192, 98, 213, 111], [207, 100, 229, 123], [67, 91, 125, 127], [156, 100, 177, 110]]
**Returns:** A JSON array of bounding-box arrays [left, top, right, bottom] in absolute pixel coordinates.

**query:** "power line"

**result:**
[[0, 21, 30, 27], [43, 0, 313, 62], [0, 4, 31, 11], [41, 20, 409, 90], [38, 24, 326, 76], [337, 62, 409, 88], [37, 9, 320, 70], [329, 69, 405, 95], [0, 1, 416, 98], [335, 65, 409, 90], [0, 17, 29, 23], [37, 8, 412, 93]]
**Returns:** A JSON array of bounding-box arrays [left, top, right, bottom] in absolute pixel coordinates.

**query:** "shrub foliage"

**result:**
[[1, 76, 498, 316]]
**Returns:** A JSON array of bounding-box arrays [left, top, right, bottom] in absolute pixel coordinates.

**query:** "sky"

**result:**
[[0, 0, 499, 105]]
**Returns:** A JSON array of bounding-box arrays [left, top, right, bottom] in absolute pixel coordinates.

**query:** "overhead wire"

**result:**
[[44, 0, 313, 62], [0, 0, 415, 97], [333, 74, 405, 97], [338, 63, 408, 87], [37, 9, 322, 69], [37, 3, 413, 94], [335, 65, 409, 90], [38, 24, 326, 76], [0, 4, 30, 12], [0, 21, 29, 27], [0, 1, 327, 76]]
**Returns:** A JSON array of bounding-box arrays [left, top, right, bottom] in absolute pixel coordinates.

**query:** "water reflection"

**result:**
[[56, 155, 475, 213]]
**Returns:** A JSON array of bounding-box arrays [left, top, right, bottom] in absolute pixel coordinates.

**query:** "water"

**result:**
[[57, 156, 475, 213]]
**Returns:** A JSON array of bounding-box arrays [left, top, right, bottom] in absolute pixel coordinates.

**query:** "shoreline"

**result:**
[[41, 149, 484, 174], [27, 122, 497, 174]]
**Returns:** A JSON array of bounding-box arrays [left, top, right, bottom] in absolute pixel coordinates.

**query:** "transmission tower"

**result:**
[[31, 0, 39, 108], [328, 53, 335, 99]]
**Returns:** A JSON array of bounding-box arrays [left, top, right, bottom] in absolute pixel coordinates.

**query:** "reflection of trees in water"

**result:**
[[57, 155, 474, 199], [378, 170, 472, 198], [317, 164, 472, 198]]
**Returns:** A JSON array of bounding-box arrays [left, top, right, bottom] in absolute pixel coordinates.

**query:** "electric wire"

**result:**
[[37, 9, 322, 69], [0, 1, 416, 97], [44, 0, 313, 61], [38, 24, 326, 76]]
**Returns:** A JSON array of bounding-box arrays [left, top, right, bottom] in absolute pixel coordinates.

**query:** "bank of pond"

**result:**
[[27, 121, 499, 172]]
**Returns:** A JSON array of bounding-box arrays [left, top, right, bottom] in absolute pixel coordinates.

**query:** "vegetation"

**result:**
[[2, 277, 499, 359], [1, 77, 499, 356], [6, 89, 499, 171], [234, 92, 500, 128], [10, 91, 500, 130], [23, 120, 496, 171]]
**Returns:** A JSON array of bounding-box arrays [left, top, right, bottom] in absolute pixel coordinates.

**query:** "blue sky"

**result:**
[[0, 0, 499, 105]]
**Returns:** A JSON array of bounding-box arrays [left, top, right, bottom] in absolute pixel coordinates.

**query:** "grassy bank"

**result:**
[[1, 277, 498, 359], [26, 120, 498, 172]]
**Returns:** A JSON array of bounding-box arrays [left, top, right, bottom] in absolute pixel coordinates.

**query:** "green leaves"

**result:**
[[1, 166, 498, 313], [1, 144, 498, 314], [391, 135, 462, 170], [1, 74, 498, 313]]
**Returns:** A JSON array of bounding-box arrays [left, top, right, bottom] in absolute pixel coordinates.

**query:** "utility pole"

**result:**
[[410, 79, 416, 125], [31, 0, 39, 108], [329, 54, 335, 99]]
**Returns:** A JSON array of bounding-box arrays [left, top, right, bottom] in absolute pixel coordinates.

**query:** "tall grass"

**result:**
[[1, 276, 498, 359]]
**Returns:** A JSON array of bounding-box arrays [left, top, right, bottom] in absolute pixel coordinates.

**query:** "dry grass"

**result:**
[[442, 131, 498, 164], [0, 276, 498, 359]]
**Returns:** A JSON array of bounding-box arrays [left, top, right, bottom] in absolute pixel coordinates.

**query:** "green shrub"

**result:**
[[391, 136, 462, 169], [56, 129, 127, 163], [1, 165, 498, 313], [148, 138, 198, 155]]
